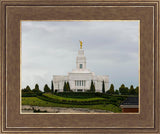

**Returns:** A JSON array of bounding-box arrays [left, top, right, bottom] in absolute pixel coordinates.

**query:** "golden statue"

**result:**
[[79, 40, 83, 49]]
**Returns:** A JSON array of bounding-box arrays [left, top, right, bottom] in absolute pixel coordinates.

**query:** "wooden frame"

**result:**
[[0, 0, 159, 133]]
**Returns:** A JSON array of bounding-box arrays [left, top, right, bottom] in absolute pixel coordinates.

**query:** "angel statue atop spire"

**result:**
[[79, 40, 83, 49]]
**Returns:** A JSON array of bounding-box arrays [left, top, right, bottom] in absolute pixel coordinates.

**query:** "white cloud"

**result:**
[[21, 21, 139, 90]]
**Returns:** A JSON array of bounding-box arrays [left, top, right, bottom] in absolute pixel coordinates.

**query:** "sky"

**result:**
[[21, 21, 139, 91]]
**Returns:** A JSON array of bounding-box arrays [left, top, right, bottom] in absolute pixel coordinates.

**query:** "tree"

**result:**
[[114, 89, 119, 95], [44, 84, 51, 93], [23, 85, 31, 92], [63, 81, 67, 92], [119, 84, 129, 95], [125, 87, 129, 94], [22, 85, 34, 97], [135, 86, 139, 95], [109, 84, 114, 94], [32, 84, 42, 95], [35, 84, 39, 90], [129, 85, 136, 95], [106, 90, 111, 95], [51, 80, 54, 94], [90, 80, 95, 92], [102, 81, 105, 93], [66, 81, 70, 91]]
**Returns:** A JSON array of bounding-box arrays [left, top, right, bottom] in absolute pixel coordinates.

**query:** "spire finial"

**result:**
[[79, 40, 83, 49]]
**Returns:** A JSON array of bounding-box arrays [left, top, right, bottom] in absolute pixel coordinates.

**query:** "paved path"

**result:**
[[22, 105, 113, 113]]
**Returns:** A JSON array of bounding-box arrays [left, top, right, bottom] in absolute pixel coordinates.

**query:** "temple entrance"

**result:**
[[77, 89, 83, 92]]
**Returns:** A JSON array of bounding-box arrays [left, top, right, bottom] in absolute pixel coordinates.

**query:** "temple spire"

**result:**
[[79, 40, 83, 49]]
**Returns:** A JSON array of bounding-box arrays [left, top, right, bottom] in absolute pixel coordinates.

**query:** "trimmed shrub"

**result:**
[[37, 94, 108, 105]]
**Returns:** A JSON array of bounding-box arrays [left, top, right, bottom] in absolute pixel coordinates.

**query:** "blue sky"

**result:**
[[21, 21, 139, 90]]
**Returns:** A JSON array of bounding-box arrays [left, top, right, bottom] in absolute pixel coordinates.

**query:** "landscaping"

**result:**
[[21, 92, 130, 113], [22, 96, 122, 112], [21, 83, 139, 113]]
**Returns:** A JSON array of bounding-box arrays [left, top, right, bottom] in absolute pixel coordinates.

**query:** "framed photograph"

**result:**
[[0, 0, 159, 133], [21, 20, 139, 114]]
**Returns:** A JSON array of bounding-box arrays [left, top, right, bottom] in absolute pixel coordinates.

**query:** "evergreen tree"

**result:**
[[51, 80, 54, 94], [63, 81, 67, 92], [93, 81, 95, 92], [119, 84, 125, 95], [35, 84, 39, 90], [119, 84, 129, 95], [67, 81, 70, 91], [135, 86, 139, 95], [22, 85, 32, 97], [129, 85, 136, 95], [90, 80, 95, 92], [23, 85, 31, 92], [32, 84, 42, 95], [109, 84, 114, 94], [102, 81, 105, 93], [44, 84, 51, 93], [125, 87, 129, 94], [114, 89, 119, 95]]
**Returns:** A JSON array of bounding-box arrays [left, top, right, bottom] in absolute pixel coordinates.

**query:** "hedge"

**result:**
[[22, 93, 37, 97], [54, 92, 112, 99], [37, 95, 109, 105]]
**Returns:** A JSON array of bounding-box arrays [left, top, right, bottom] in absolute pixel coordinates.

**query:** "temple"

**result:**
[[53, 41, 109, 92]]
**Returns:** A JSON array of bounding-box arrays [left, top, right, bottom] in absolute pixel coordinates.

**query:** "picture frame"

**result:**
[[0, 0, 159, 133]]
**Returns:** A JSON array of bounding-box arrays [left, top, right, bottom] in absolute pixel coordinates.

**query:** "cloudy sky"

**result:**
[[21, 21, 139, 90]]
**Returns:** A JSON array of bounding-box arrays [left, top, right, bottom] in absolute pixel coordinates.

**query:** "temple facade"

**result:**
[[53, 42, 109, 92]]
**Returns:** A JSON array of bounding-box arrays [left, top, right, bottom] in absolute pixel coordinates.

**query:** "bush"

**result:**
[[37, 94, 108, 105], [22, 92, 37, 97], [54, 92, 98, 99], [44, 84, 51, 93]]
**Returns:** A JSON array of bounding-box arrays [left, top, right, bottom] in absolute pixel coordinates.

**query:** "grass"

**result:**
[[22, 97, 122, 112]]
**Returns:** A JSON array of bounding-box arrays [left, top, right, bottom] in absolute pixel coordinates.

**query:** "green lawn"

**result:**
[[22, 97, 122, 113]]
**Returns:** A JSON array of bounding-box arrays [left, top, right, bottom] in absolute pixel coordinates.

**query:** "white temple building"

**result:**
[[53, 41, 109, 92]]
